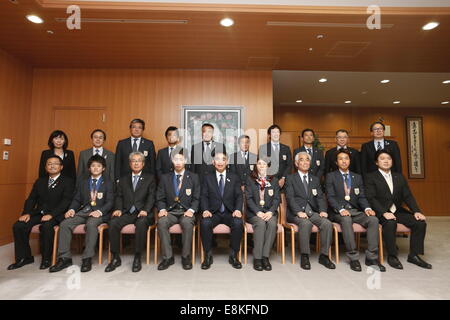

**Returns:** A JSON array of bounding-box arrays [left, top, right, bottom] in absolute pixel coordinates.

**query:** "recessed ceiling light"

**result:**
[[393, 101, 401, 104], [47, 30, 54, 34], [442, 101, 449, 105], [308, 48, 313, 52], [422, 22, 439, 30], [296, 100, 303, 103], [316, 34, 324, 39], [26, 15, 43, 24], [380, 79, 390, 84], [345, 100, 352, 104], [443, 80, 450, 84], [9, 0, 19, 4], [319, 78, 327, 83], [220, 18, 234, 27]]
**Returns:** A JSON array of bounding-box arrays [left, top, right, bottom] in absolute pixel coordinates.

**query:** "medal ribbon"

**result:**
[[89, 176, 102, 205]]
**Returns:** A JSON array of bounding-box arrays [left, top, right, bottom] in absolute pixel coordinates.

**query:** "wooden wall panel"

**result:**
[[26, 68, 273, 188], [0, 49, 33, 245], [275, 105, 450, 216]]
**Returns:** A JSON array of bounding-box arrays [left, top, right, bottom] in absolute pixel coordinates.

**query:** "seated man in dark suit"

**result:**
[[361, 121, 402, 176], [156, 151, 200, 271], [293, 128, 325, 181], [200, 151, 243, 270], [326, 149, 385, 272], [285, 151, 335, 270], [50, 155, 114, 273], [156, 126, 189, 181], [8, 156, 74, 270], [105, 151, 156, 273], [229, 134, 257, 189], [324, 129, 361, 175], [365, 149, 431, 270]]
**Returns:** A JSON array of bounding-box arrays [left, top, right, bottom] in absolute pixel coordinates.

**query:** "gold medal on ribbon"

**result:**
[[259, 200, 265, 206], [91, 201, 96, 206], [345, 195, 350, 201], [174, 196, 179, 202]]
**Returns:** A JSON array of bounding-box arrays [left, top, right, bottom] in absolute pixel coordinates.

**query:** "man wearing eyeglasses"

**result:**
[[360, 121, 402, 176]]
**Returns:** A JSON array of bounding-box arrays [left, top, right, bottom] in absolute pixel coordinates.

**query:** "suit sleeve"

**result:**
[[392, 141, 403, 174], [155, 150, 163, 181], [356, 179, 371, 210], [23, 180, 40, 216], [69, 179, 83, 211], [66, 151, 77, 181], [360, 143, 368, 176], [114, 180, 124, 211], [200, 177, 210, 212], [156, 177, 167, 211], [114, 141, 122, 182], [190, 145, 196, 173], [268, 177, 280, 216], [282, 146, 293, 178], [234, 178, 243, 212], [148, 141, 156, 175], [143, 175, 156, 216], [316, 150, 325, 181], [325, 174, 340, 213], [98, 180, 114, 215], [190, 174, 201, 213], [365, 174, 385, 218], [285, 175, 302, 214], [244, 178, 259, 219], [353, 150, 362, 175], [400, 175, 420, 213], [77, 152, 84, 178], [324, 150, 332, 175], [38, 151, 47, 178], [108, 152, 115, 183], [50, 178, 75, 218], [315, 180, 327, 212]]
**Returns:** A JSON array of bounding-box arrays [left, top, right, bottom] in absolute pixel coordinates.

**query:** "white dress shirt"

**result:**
[[379, 169, 396, 213], [93, 147, 104, 156], [374, 139, 385, 150], [131, 137, 142, 150]]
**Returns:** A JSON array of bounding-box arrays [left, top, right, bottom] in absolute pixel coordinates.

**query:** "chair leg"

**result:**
[[191, 226, 196, 265], [291, 230, 295, 264], [334, 227, 340, 264], [244, 228, 248, 265], [238, 241, 242, 263], [154, 228, 158, 265], [281, 229, 285, 264], [316, 232, 321, 254], [52, 227, 59, 266], [356, 233, 361, 250], [108, 242, 111, 263], [146, 227, 150, 265], [378, 226, 384, 264], [98, 228, 103, 265], [200, 240, 204, 264]]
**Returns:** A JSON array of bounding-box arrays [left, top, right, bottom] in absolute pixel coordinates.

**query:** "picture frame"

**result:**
[[406, 116, 425, 179]]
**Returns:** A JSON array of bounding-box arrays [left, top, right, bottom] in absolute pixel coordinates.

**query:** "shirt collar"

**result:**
[[132, 171, 142, 177], [90, 175, 102, 180], [49, 174, 60, 181], [93, 147, 103, 154], [131, 136, 142, 141], [298, 170, 308, 179], [174, 170, 185, 177], [337, 145, 347, 150], [378, 168, 391, 177], [339, 169, 350, 175], [216, 170, 226, 179]]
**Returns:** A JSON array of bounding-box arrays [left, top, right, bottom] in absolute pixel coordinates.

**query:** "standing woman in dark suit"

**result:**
[[39, 130, 76, 181], [245, 157, 280, 271]]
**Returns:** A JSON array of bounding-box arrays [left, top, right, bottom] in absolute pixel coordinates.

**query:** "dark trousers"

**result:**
[[200, 212, 243, 255], [108, 213, 152, 254], [380, 208, 427, 256], [12, 215, 58, 261]]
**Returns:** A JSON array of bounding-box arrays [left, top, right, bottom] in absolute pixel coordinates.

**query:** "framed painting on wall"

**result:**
[[406, 116, 425, 179]]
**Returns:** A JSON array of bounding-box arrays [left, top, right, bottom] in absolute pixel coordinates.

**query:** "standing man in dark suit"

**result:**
[[361, 121, 402, 176], [285, 151, 335, 270], [326, 149, 385, 272], [190, 123, 226, 184], [324, 129, 361, 175], [8, 156, 74, 270], [200, 151, 243, 270], [156, 126, 188, 181], [105, 151, 156, 273], [258, 125, 292, 189], [115, 118, 156, 180], [156, 151, 200, 271], [293, 129, 325, 181], [229, 134, 257, 189], [50, 155, 114, 273], [365, 150, 431, 270], [78, 129, 115, 182]]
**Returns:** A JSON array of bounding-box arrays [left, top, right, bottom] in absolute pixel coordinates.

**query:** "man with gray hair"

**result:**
[[285, 151, 334, 270], [105, 151, 156, 273]]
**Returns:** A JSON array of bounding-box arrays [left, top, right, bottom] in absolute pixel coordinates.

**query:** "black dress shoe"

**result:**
[[7, 257, 34, 270], [81, 258, 92, 272], [300, 254, 311, 270], [319, 254, 336, 269], [201, 255, 213, 270], [350, 260, 362, 272], [105, 255, 121, 272], [157, 257, 175, 271], [253, 259, 263, 271], [132, 254, 142, 272], [387, 255, 403, 269], [182, 256, 193, 270], [229, 255, 242, 269], [40, 259, 51, 270], [49, 258, 72, 273], [262, 257, 272, 271], [365, 258, 386, 272], [407, 255, 432, 269]]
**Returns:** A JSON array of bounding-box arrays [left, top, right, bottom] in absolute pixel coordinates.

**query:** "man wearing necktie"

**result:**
[[360, 121, 402, 176], [105, 152, 156, 273], [156, 126, 189, 181], [324, 129, 361, 174], [114, 119, 156, 182], [77, 129, 115, 183], [293, 128, 325, 181], [50, 155, 114, 273], [326, 149, 385, 272], [156, 151, 200, 270], [8, 156, 74, 270], [365, 150, 431, 270], [200, 151, 243, 270], [285, 152, 335, 270], [229, 135, 257, 188]]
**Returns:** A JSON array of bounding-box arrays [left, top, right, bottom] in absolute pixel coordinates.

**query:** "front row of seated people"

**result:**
[[8, 148, 431, 273]]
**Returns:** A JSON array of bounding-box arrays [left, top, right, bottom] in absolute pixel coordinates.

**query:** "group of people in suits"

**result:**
[[7, 119, 432, 274]]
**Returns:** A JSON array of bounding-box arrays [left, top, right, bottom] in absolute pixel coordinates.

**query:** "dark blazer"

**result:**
[[156, 170, 201, 213], [365, 170, 420, 218], [23, 176, 75, 223], [114, 137, 156, 180], [190, 141, 226, 183], [293, 146, 325, 180], [325, 170, 370, 215], [155, 145, 189, 181], [285, 172, 327, 219], [39, 149, 76, 181], [229, 151, 257, 186], [77, 148, 115, 182], [201, 171, 243, 215], [245, 176, 280, 220], [258, 142, 292, 180], [115, 173, 156, 218], [324, 147, 361, 175], [360, 139, 402, 175], [69, 175, 114, 221]]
